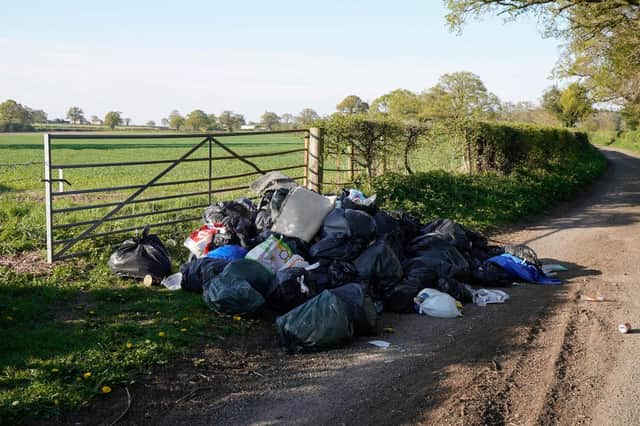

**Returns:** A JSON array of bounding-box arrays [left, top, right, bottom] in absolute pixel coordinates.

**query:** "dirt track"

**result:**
[[64, 147, 640, 425]]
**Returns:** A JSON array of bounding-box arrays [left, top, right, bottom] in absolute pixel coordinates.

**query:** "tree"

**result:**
[[66, 106, 84, 124], [207, 114, 217, 129], [0, 99, 32, 128], [445, 1, 640, 105], [370, 89, 422, 120], [124, 118, 132, 126], [295, 108, 320, 127], [336, 95, 369, 114], [542, 83, 592, 127], [621, 103, 640, 130], [169, 110, 185, 131], [89, 115, 103, 125], [146, 120, 156, 127], [104, 111, 123, 130], [218, 110, 245, 131], [281, 113, 294, 124], [29, 109, 47, 124], [161, 117, 170, 127], [260, 111, 281, 130], [421, 71, 500, 121], [185, 109, 209, 131]]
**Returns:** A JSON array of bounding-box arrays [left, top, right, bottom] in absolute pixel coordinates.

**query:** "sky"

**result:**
[[0, 0, 563, 124]]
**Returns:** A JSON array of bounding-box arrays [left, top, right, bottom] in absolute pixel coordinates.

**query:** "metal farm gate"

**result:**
[[43, 129, 324, 263]]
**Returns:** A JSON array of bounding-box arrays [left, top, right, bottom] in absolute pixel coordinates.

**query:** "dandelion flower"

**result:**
[[158, 331, 165, 337], [51, 368, 60, 373], [83, 372, 92, 379], [126, 342, 133, 349], [6, 316, 13, 321], [144, 339, 151, 344], [180, 328, 187, 333], [11, 401, 19, 406], [88, 310, 95, 315], [101, 385, 112, 394], [233, 315, 242, 321]]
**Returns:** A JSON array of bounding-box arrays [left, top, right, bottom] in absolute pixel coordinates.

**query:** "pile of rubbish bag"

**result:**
[[107, 171, 564, 354]]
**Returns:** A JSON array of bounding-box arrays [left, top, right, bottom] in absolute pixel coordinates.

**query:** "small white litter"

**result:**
[[368, 340, 391, 349]]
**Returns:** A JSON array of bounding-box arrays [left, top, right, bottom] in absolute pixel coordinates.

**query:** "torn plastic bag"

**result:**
[[504, 244, 541, 267], [473, 288, 510, 306], [321, 208, 377, 243], [331, 283, 378, 336], [307, 259, 359, 291], [354, 240, 403, 296], [267, 267, 316, 313], [486, 254, 561, 285], [272, 187, 335, 242], [339, 189, 378, 215], [245, 235, 293, 273], [108, 227, 171, 280], [203, 275, 265, 314], [309, 237, 365, 261], [276, 290, 354, 353], [205, 245, 247, 261], [250, 171, 298, 194], [184, 225, 221, 258], [179, 257, 229, 293], [255, 209, 273, 232], [414, 288, 462, 318], [219, 258, 275, 297]]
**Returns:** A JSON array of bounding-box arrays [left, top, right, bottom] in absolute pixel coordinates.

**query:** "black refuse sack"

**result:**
[[179, 257, 229, 293], [437, 277, 473, 303], [307, 259, 359, 291], [309, 237, 365, 261], [408, 245, 470, 280], [384, 283, 422, 313], [331, 283, 378, 336], [321, 208, 377, 243], [108, 227, 171, 280], [471, 262, 512, 287], [354, 240, 403, 298], [417, 218, 475, 252], [276, 290, 354, 353], [202, 259, 273, 314], [267, 267, 316, 313]]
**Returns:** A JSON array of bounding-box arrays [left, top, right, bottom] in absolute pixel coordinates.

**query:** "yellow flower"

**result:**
[[6, 316, 13, 321], [126, 342, 133, 349], [11, 401, 19, 406], [83, 372, 92, 379], [232, 315, 242, 321], [101, 385, 112, 394], [158, 331, 165, 337], [88, 310, 95, 315], [51, 368, 60, 373], [180, 328, 187, 333]]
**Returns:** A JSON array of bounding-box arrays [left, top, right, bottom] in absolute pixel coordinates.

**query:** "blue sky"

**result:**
[[0, 0, 562, 123]]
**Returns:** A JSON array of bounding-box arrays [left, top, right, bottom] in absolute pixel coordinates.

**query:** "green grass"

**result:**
[[0, 130, 607, 423], [590, 129, 640, 153]]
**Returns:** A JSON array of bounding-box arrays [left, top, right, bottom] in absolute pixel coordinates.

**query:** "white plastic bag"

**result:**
[[473, 289, 510, 306], [183, 225, 217, 257], [280, 254, 310, 271], [414, 288, 462, 318], [245, 235, 293, 273]]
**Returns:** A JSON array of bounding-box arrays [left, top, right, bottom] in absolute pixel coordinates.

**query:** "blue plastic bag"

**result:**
[[206, 245, 248, 261]]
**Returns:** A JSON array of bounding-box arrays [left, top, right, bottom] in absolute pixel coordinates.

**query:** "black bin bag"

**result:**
[[108, 227, 172, 279], [267, 267, 316, 313], [179, 257, 229, 293], [331, 283, 378, 336], [354, 240, 403, 297], [322, 208, 377, 243], [276, 290, 354, 353], [202, 259, 273, 314]]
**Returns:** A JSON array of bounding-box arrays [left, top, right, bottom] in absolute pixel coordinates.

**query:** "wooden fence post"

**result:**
[[308, 127, 324, 193], [303, 131, 309, 187]]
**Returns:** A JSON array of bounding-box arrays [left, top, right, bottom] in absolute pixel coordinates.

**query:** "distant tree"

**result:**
[[218, 110, 245, 131], [124, 118, 132, 126], [295, 108, 320, 127], [29, 109, 48, 124], [104, 111, 123, 130], [370, 89, 421, 120], [169, 110, 185, 131], [207, 114, 217, 129], [0, 100, 32, 128], [146, 120, 156, 127], [542, 83, 592, 127], [89, 115, 103, 125], [185, 109, 209, 131], [281, 113, 294, 124], [160, 117, 170, 127], [260, 111, 281, 130], [66, 106, 84, 124], [336, 95, 369, 114]]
